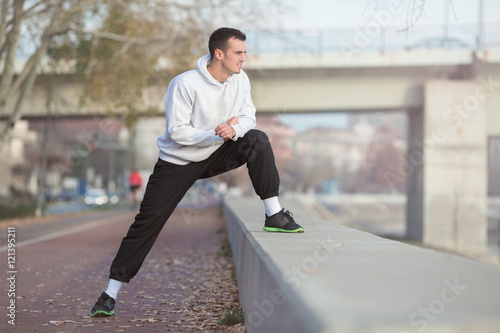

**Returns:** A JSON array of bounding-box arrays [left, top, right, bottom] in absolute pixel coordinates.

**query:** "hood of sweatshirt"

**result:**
[[196, 54, 234, 87]]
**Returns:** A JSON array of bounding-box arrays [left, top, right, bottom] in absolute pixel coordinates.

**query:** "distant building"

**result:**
[[0, 121, 37, 197], [256, 113, 407, 194]]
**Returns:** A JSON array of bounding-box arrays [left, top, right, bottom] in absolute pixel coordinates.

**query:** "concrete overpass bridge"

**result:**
[[6, 35, 500, 255], [244, 46, 500, 255]]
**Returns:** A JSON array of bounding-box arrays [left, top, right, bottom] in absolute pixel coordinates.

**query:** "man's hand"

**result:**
[[226, 116, 239, 126], [215, 117, 239, 141]]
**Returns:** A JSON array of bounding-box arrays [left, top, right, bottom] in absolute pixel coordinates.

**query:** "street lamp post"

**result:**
[[35, 88, 52, 217]]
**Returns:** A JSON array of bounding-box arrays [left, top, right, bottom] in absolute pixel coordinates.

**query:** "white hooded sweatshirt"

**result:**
[[157, 54, 257, 165]]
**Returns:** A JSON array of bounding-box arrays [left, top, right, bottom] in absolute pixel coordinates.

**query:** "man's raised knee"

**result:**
[[245, 129, 270, 144]]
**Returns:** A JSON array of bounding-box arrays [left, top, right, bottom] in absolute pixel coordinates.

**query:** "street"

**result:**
[[0, 206, 241, 332]]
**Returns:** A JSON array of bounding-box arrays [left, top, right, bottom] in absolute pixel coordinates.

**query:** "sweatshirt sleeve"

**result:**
[[231, 73, 256, 140], [165, 82, 223, 147]]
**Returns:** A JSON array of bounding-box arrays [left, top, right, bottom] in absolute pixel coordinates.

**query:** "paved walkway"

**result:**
[[0, 206, 242, 332]]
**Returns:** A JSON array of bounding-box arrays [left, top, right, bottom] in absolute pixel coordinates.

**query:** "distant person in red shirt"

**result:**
[[128, 169, 142, 192], [128, 169, 142, 208]]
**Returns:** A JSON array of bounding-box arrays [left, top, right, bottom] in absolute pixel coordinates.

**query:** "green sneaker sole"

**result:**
[[263, 226, 305, 233], [91, 310, 115, 317]]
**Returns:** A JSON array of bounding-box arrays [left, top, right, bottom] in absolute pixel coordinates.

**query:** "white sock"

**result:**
[[105, 279, 122, 300], [263, 196, 282, 217]]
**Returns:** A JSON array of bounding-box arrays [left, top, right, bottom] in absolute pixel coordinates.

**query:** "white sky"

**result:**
[[271, 0, 500, 29]]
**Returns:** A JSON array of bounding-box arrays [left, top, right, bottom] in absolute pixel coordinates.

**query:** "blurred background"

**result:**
[[0, 0, 499, 259]]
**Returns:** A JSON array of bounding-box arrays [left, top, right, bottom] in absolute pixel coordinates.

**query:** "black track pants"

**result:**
[[109, 129, 279, 282]]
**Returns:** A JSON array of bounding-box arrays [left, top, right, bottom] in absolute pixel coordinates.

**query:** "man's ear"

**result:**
[[214, 48, 224, 61]]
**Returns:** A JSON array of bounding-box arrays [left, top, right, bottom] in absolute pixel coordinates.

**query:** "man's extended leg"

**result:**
[[110, 160, 200, 283], [91, 159, 199, 317]]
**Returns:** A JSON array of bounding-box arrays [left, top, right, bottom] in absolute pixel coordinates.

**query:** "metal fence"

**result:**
[[246, 23, 500, 55]]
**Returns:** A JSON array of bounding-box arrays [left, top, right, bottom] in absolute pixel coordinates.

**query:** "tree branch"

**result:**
[[0, 0, 9, 50], [0, 0, 25, 106]]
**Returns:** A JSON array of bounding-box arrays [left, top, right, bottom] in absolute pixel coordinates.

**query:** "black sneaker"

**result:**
[[91, 292, 115, 317], [263, 209, 305, 233]]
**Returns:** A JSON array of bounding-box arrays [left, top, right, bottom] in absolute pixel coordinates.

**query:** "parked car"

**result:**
[[57, 189, 80, 202], [107, 191, 125, 204], [84, 188, 109, 206]]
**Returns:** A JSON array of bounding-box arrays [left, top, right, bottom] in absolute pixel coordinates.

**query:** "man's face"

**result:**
[[220, 37, 246, 75]]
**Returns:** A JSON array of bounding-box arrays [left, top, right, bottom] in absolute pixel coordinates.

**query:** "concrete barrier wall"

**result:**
[[223, 198, 322, 333], [223, 197, 500, 333]]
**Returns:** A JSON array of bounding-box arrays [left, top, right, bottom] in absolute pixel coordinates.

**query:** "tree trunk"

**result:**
[[0, 3, 62, 146]]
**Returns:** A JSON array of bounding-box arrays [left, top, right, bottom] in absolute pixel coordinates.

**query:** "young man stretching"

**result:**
[[91, 27, 304, 317]]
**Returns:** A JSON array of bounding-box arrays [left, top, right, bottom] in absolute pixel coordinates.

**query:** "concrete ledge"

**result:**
[[223, 197, 500, 333]]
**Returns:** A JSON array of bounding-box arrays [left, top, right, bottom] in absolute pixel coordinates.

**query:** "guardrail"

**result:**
[[246, 23, 500, 55]]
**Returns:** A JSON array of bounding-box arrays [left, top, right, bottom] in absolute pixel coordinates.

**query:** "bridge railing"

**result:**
[[246, 23, 500, 55], [15, 23, 499, 59]]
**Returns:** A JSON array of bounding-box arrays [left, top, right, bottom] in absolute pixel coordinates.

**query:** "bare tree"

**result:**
[[370, 0, 457, 32], [1, 0, 70, 145]]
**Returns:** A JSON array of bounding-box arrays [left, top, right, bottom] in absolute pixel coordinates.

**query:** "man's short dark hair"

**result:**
[[209, 27, 246, 59]]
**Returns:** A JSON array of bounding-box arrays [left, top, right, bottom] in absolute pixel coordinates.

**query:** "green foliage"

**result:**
[[217, 243, 232, 257], [0, 198, 37, 221], [218, 305, 244, 326]]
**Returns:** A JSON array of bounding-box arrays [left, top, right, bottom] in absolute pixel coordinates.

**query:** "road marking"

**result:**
[[0, 213, 128, 252]]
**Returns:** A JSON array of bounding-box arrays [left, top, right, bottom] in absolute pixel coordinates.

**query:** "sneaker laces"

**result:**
[[283, 210, 294, 221], [96, 293, 113, 305], [95, 297, 105, 306]]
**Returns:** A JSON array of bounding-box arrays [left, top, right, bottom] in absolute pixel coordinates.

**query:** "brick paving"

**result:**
[[0, 206, 244, 332]]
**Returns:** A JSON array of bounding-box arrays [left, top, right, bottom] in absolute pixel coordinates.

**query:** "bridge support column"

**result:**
[[406, 80, 487, 254]]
